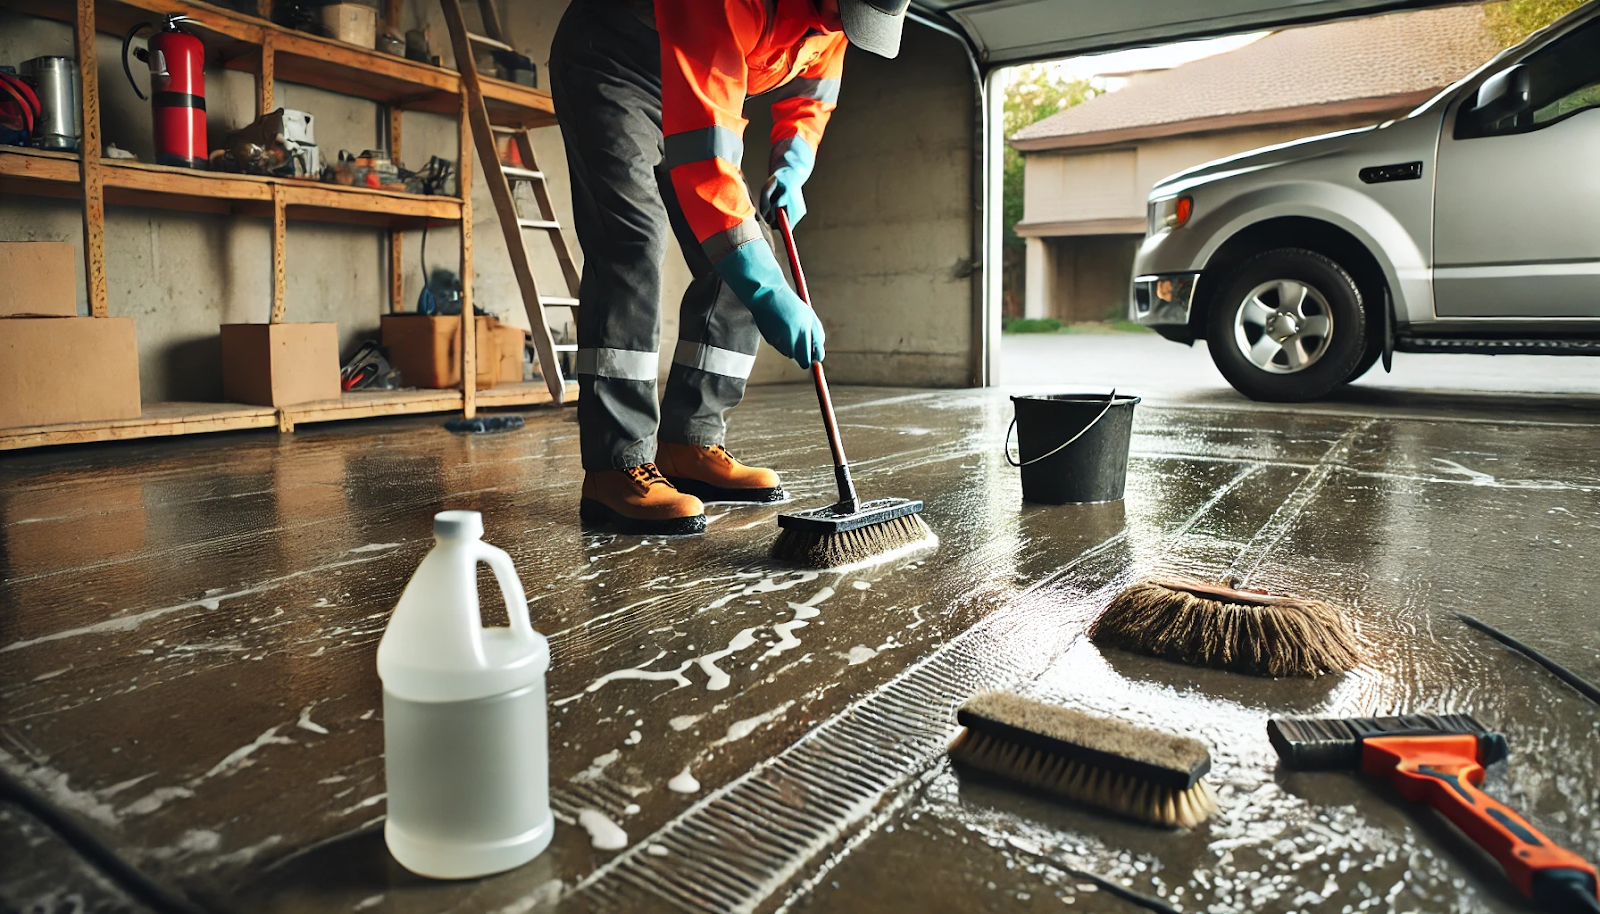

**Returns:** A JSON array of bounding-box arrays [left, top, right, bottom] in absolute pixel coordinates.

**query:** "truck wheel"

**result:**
[[1206, 248, 1367, 402]]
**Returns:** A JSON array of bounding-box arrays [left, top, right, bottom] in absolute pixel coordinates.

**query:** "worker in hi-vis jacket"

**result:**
[[549, 0, 910, 535]]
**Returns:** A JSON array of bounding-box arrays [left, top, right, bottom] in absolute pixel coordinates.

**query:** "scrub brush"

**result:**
[[769, 210, 933, 568], [948, 691, 1218, 828], [1091, 577, 1360, 678]]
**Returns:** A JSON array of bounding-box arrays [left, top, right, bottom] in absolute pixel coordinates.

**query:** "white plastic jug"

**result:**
[[377, 510, 553, 879]]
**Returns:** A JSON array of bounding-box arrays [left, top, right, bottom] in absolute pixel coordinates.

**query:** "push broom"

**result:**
[[770, 210, 933, 568]]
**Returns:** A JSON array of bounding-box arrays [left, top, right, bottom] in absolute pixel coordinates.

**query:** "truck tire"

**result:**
[[1206, 248, 1367, 402]]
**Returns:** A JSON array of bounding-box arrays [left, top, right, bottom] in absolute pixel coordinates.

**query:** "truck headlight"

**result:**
[[1151, 194, 1194, 231]]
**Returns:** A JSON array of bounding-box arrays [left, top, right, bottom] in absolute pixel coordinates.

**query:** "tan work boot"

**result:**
[[656, 443, 785, 504], [580, 463, 706, 535]]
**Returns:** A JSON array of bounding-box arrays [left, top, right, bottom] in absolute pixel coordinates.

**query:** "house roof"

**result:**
[[1010, 5, 1503, 151]]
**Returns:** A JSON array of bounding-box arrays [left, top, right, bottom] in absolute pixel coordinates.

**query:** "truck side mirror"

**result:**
[[1468, 64, 1531, 129]]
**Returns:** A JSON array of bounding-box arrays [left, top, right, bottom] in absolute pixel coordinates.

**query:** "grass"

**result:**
[[1003, 317, 1062, 333], [1002, 317, 1151, 335]]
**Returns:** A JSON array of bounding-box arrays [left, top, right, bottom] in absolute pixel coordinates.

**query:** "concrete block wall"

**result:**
[[0, 4, 981, 402], [770, 26, 978, 388]]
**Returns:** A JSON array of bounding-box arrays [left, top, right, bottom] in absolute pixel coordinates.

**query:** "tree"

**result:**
[[1001, 65, 1096, 315], [1483, 0, 1587, 47]]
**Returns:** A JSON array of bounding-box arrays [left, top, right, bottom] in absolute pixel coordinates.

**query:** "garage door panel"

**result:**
[[917, 0, 1473, 65]]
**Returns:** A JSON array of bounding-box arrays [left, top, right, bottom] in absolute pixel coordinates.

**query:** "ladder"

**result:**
[[497, 126, 581, 373], [438, 0, 580, 404]]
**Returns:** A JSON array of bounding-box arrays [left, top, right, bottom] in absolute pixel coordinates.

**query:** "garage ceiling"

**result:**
[[915, 0, 1476, 67]]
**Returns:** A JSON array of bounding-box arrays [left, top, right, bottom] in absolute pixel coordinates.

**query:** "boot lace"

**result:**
[[626, 463, 668, 488]]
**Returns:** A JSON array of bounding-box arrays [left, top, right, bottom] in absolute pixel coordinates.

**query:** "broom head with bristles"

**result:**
[[949, 691, 1218, 828], [771, 497, 932, 568], [1091, 577, 1361, 678]]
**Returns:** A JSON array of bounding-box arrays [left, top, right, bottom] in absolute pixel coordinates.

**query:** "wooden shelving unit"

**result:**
[[0, 381, 578, 450], [0, 0, 570, 450]]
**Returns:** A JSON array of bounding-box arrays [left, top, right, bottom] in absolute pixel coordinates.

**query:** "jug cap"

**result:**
[[434, 510, 483, 540], [378, 511, 548, 704]]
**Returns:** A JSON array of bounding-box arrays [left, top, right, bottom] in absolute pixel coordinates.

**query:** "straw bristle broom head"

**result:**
[[1090, 578, 1361, 678]]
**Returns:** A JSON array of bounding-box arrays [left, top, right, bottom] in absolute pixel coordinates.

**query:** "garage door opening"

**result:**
[[988, 0, 1589, 396]]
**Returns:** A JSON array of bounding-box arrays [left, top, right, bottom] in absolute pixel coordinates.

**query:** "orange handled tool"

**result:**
[[1269, 715, 1599, 912]]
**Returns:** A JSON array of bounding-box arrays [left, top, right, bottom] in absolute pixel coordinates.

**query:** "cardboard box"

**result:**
[[0, 242, 76, 317], [0, 316, 141, 429], [381, 315, 498, 390], [221, 322, 341, 407], [321, 3, 377, 47], [494, 322, 528, 383]]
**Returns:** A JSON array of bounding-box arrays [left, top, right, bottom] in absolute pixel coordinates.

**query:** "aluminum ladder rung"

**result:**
[[540, 296, 579, 307], [517, 218, 561, 231], [501, 166, 544, 182]]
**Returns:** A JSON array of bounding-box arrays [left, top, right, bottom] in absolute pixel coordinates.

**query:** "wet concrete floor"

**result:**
[[2, 384, 1598, 913]]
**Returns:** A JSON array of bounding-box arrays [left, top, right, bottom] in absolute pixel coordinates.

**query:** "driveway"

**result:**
[[1002, 331, 1600, 423]]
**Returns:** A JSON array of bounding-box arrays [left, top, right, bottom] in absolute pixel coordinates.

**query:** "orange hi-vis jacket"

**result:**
[[657, 0, 847, 263]]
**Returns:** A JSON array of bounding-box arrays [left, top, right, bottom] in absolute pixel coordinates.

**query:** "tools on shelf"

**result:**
[[1, 57, 78, 151], [0, 0, 569, 451]]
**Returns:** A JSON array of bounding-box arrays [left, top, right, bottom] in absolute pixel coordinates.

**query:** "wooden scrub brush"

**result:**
[[949, 691, 1218, 828]]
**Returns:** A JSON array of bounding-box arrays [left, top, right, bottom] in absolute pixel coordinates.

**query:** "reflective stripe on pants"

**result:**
[[551, 1, 763, 470]]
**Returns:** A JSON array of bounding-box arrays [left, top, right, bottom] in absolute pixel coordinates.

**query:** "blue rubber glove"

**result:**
[[759, 137, 815, 228], [715, 239, 826, 369]]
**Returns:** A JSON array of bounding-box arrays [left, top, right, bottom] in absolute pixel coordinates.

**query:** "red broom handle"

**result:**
[[775, 210, 856, 508]]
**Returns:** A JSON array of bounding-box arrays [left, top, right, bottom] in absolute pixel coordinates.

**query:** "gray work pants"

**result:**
[[549, 0, 765, 471]]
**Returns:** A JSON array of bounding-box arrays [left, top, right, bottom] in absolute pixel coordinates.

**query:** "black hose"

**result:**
[[1065, 867, 1182, 914], [1459, 614, 1600, 707], [0, 766, 212, 914], [1004, 841, 1180, 913]]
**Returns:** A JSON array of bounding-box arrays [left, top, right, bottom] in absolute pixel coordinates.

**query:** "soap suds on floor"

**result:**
[[668, 766, 700, 794], [762, 602, 821, 661], [696, 627, 760, 691], [571, 749, 621, 783], [711, 701, 795, 748], [577, 809, 628, 850], [846, 645, 877, 665], [295, 705, 329, 735], [668, 714, 703, 731]]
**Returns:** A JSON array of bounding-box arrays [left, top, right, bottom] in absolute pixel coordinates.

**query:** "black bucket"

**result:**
[[1007, 393, 1140, 504]]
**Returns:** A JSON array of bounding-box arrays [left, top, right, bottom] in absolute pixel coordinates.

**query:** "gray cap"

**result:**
[[839, 0, 911, 59], [434, 509, 484, 540]]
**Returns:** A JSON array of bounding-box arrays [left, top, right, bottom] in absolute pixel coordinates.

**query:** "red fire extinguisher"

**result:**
[[122, 14, 207, 169]]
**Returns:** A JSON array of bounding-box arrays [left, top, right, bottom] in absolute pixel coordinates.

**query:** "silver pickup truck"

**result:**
[[1130, 2, 1600, 401]]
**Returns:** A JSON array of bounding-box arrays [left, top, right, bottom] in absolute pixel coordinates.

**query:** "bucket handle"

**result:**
[[470, 540, 535, 644], [1004, 389, 1118, 468]]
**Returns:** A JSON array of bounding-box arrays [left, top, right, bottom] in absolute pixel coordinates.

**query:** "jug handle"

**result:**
[[471, 541, 534, 642]]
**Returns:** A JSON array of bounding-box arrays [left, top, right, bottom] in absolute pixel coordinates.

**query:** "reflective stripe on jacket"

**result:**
[[657, 0, 847, 263]]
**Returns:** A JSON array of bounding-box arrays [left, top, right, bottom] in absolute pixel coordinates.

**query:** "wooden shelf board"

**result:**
[[475, 379, 577, 409], [0, 147, 462, 226], [0, 385, 575, 450], [0, 402, 277, 450], [284, 388, 464, 425]]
